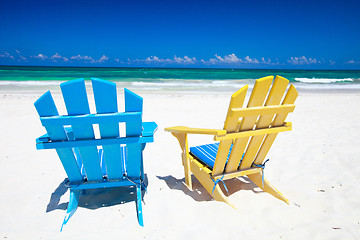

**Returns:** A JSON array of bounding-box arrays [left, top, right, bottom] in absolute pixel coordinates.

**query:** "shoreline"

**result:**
[[1, 79, 360, 95], [1, 86, 360, 96]]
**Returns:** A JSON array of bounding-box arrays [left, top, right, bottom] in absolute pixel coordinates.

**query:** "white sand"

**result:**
[[0, 87, 360, 239]]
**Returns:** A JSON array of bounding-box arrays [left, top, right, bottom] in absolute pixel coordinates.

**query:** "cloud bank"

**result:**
[[1, 50, 353, 67]]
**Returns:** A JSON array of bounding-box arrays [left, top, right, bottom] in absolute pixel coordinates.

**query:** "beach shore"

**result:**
[[0, 86, 359, 239]]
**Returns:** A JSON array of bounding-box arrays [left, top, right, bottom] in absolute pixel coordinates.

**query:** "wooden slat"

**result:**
[[240, 75, 289, 169], [213, 167, 262, 181], [40, 112, 141, 126], [92, 78, 123, 179], [124, 88, 143, 136], [124, 89, 143, 178], [214, 122, 291, 141], [253, 84, 298, 165], [230, 104, 295, 118], [36, 135, 154, 149], [224, 76, 273, 173], [212, 85, 248, 176], [272, 84, 298, 126], [69, 178, 139, 190], [34, 91, 83, 182], [223, 85, 248, 131], [60, 79, 103, 181], [165, 126, 226, 135]]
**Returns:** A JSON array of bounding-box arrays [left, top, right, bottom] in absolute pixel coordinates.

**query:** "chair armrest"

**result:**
[[142, 122, 158, 137], [165, 126, 226, 136], [36, 133, 50, 144]]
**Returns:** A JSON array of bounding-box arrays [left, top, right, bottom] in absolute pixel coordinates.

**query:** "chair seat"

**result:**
[[190, 143, 233, 170]]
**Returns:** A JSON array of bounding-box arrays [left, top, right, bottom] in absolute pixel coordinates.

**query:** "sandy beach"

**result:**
[[0, 86, 360, 239]]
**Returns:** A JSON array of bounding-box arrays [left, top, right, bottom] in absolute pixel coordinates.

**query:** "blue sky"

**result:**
[[0, 0, 359, 69]]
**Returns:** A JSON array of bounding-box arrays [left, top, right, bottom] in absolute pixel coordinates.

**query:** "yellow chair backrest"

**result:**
[[212, 75, 298, 176]]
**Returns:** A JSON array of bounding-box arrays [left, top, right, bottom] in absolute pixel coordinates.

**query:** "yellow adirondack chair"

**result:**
[[165, 75, 298, 208]]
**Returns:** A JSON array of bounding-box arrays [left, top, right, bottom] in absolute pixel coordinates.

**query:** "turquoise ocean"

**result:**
[[1, 65, 360, 92]]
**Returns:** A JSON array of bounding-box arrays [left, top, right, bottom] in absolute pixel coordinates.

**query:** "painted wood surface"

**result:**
[[253, 84, 298, 165], [35, 90, 83, 182], [124, 88, 143, 178], [225, 76, 273, 173], [92, 78, 123, 179], [214, 85, 248, 175], [240, 75, 289, 170], [35, 78, 157, 228], [60, 79, 103, 181], [165, 75, 297, 208]]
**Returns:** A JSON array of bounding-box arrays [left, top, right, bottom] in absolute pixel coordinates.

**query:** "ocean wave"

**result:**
[[295, 78, 353, 83], [0, 80, 66, 86], [1, 79, 360, 92], [130, 79, 252, 88]]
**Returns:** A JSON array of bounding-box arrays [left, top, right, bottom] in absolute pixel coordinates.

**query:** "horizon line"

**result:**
[[1, 64, 359, 71]]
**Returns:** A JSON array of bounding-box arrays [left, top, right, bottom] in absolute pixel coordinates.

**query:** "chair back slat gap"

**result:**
[[124, 88, 144, 178], [34, 91, 82, 182], [224, 76, 273, 173], [240, 76, 289, 170], [92, 78, 123, 179], [253, 84, 298, 165], [60, 79, 103, 181], [213, 86, 247, 175], [35, 78, 156, 227]]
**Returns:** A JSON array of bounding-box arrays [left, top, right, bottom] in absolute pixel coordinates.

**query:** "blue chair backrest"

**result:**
[[34, 78, 144, 183]]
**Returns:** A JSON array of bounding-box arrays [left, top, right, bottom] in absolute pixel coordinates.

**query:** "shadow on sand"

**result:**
[[157, 175, 262, 202], [46, 176, 148, 213]]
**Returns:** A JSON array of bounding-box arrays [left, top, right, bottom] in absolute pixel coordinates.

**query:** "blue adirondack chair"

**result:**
[[34, 78, 157, 230]]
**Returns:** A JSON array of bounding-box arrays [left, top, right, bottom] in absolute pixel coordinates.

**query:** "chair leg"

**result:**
[[182, 153, 193, 190], [61, 189, 80, 231], [136, 185, 144, 227], [247, 172, 289, 204], [171, 132, 193, 190], [190, 160, 236, 209]]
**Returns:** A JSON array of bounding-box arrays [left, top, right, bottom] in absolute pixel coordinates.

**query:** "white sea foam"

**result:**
[[130, 79, 251, 88], [0, 80, 66, 86], [295, 78, 353, 83], [1, 78, 359, 93]]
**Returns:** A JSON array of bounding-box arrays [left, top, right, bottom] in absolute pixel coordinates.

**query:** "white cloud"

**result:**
[[203, 54, 273, 65], [97, 55, 108, 63], [261, 57, 271, 64], [206, 54, 238, 64], [346, 59, 360, 64], [207, 58, 219, 64], [0, 50, 26, 61], [135, 54, 275, 66], [137, 55, 197, 64], [71, 54, 95, 62], [287, 56, 320, 65], [31, 53, 49, 60], [144, 56, 166, 63], [51, 53, 68, 62], [70, 54, 108, 63], [217, 53, 242, 63], [0, 51, 15, 59], [244, 56, 259, 63], [173, 56, 197, 64]]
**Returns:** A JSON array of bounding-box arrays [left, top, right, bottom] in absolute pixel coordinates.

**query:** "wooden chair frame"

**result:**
[[165, 76, 298, 208]]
